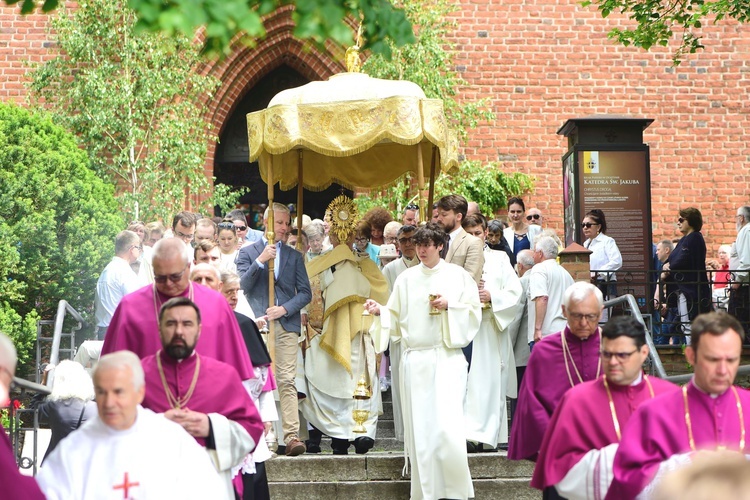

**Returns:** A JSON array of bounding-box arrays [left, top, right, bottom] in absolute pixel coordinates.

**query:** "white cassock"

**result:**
[[371, 260, 481, 500], [382, 255, 420, 442], [37, 406, 225, 500], [465, 248, 522, 446]]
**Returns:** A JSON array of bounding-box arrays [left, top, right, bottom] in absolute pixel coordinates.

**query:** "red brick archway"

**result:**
[[200, 6, 345, 184]]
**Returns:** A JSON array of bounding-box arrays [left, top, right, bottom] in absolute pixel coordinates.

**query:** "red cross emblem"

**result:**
[[113, 472, 140, 498]]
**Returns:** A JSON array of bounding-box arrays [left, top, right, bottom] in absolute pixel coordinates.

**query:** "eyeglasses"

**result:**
[[600, 349, 638, 362], [129, 220, 144, 226], [526, 214, 541, 220], [129, 245, 143, 252], [677, 217, 686, 223], [405, 204, 419, 211], [154, 264, 189, 284], [175, 230, 194, 241], [218, 222, 236, 231], [354, 236, 369, 243], [398, 237, 414, 244], [235, 226, 247, 232], [568, 312, 599, 323], [581, 222, 599, 228]]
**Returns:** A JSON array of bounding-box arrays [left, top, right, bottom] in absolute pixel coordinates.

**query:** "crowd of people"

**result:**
[[2, 196, 750, 500]]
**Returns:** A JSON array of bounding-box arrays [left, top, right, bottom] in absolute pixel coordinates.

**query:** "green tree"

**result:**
[[0, 103, 122, 372], [28, 0, 240, 223], [582, 0, 749, 64], [357, 0, 534, 216], [3, 0, 415, 58]]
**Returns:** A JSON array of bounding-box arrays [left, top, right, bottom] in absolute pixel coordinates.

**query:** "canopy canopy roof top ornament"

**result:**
[[246, 29, 459, 192]]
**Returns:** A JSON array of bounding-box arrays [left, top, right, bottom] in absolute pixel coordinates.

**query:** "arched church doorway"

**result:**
[[214, 64, 352, 229]]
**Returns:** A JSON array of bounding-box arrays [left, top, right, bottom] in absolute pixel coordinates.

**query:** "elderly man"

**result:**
[[236, 202, 312, 456], [141, 298, 263, 499], [37, 351, 224, 499], [0, 333, 46, 499], [729, 205, 750, 333], [529, 235, 574, 343], [94, 230, 144, 340], [102, 238, 254, 382], [532, 316, 677, 499], [462, 214, 522, 452], [365, 223, 481, 500], [608, 312, 750, 499], [509, 282, 604, 462], [526, 207, 544, 227]]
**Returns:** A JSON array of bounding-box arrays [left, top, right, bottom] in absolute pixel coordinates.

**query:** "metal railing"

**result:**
[[9, 300, 86, 475]]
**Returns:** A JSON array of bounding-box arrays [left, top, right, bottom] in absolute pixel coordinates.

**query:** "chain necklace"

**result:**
[[152, 282, 194, 322], [602, 374, 655, 441], [156, 350, 201, 410], [561, 328, 602, 388], [683, 383, 745, 452]]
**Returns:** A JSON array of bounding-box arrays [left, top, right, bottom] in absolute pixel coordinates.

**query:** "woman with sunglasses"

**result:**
[[661, 207, 713, 344], [582, 209, 622, 319], [503, 197, 541, 259], [217, 222, 239, 273]]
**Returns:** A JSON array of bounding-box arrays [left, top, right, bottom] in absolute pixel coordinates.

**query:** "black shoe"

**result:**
[[331, 437, 350, 455], [306, 427, 323, 453], [354, 437, 374, 455], [466, 441, 480, 453]]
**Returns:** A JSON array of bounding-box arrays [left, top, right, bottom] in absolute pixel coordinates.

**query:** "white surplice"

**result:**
[[465, 248, 522, 446], [382, 255, 420, 442], [372, 260, 481, 500], [37, 406, 225, 500]]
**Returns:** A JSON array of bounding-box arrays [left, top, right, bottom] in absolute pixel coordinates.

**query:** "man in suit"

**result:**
[[236, 202, 312, 457], [435, 194, 484, 284], [435, 194, 483, 365]]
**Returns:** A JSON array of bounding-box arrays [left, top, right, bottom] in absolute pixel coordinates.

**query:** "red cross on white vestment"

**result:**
[[113, 471, 140, 499]]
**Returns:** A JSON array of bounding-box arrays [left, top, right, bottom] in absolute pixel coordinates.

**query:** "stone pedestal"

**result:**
[[559, 242, 591, 282]]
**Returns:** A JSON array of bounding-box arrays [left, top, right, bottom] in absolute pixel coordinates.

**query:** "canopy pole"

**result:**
[[416, 144, 426, 224], [427, 145, 438, 223], [266, 160, 276, 366], [296, 150, 304, 250]]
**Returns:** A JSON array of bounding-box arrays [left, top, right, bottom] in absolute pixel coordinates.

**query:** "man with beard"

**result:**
[[141, 297, 263, 500], [435, 194, 484, 284]]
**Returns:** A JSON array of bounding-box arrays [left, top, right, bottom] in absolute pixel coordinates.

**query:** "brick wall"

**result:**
[[1, 1, 749, 254]]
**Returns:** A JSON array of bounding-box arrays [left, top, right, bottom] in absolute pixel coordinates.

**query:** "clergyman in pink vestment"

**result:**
[[509, 282, 606, 462], [532, 316, 679, 500], [607, 312, 750, 499]]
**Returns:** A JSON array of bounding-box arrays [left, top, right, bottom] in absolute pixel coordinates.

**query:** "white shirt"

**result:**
[[37, 406, 225, 500], [527, 258, 574, 340], [94, 256, 144, 328], [584, 233, 623, 281], [731, 222, 750, 283]]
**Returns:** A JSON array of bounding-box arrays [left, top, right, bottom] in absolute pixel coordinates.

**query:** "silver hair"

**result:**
[[739, 206, 750, 220], [48, 360, 95, 402], [534, 235, 559, 259], [94, 351, 145, 391], [384, 221, 403, 237], [0, 332, 17, 376], [517, 249, 536, 268], [562, 281, 604, 309], [302, 221, 325, 239], [220, 270, 240, 287], [190, 263, 221, 283], [115, 230, 140, 255]]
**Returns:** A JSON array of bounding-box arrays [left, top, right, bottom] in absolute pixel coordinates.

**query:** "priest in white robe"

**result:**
[[366, 222, 482, 500], [462, 214, 523, 451], [37, 351, 224, 500]]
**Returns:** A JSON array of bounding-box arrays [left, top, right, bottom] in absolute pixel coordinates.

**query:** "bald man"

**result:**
[[102, 239, 254, 381]]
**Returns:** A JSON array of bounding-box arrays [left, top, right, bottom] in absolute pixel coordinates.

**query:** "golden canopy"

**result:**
[[246, 72, 459, 192]]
